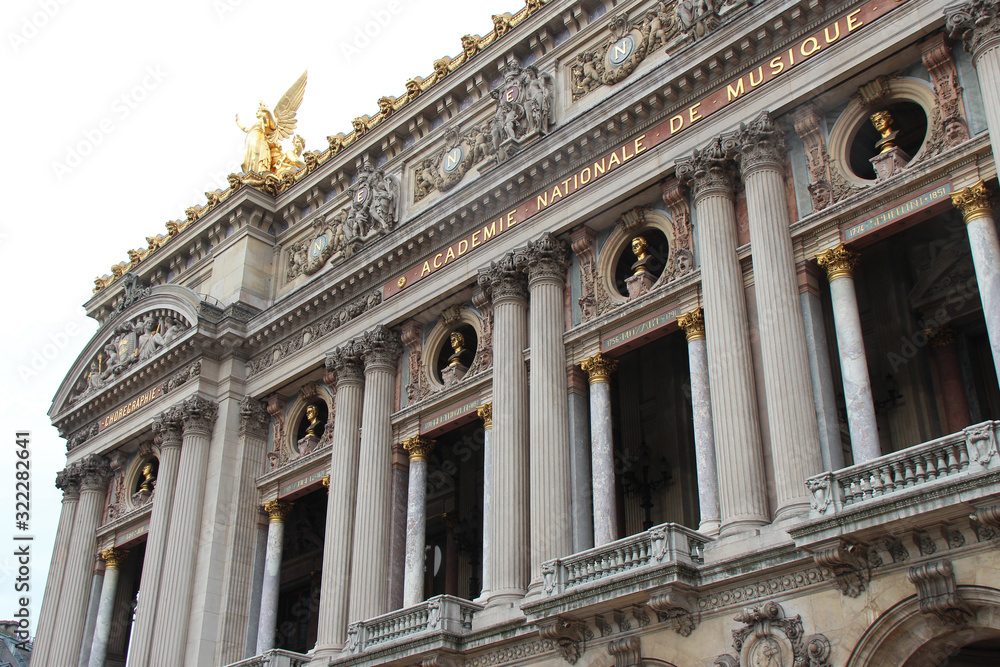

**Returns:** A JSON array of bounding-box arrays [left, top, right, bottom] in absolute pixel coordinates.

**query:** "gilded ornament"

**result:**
[[816, 243, 860, 281], [263, 499, 293, 522], [678, 308, 705, 342], [580, 351, 619, 384], [631, 236, 650, 276], [321, 474, 330, 489], [403, 435, 436, 462], [951, 179, 997, 223], [101, 548, 128, 570], [870, 110, 899, 154], [236, 71, 308, 176], [477, 402, 493, 429], [447, 331, 469, 367], [397, 276, 407, 288], [138, 460, 157, 494]]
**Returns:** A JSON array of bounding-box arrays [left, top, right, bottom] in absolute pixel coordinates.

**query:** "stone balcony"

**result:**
[[343, 595, 482, 656], [225, 648, 311, 667]]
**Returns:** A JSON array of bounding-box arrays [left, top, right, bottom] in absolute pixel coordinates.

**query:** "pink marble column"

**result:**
[[927, 327, 972, 432], [387, 443, 409, 610], [580, 352, 619, 546], [402, 436, 434, 607]]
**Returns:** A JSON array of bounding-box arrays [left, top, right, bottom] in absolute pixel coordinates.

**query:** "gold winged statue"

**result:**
[[236, 71, 308, 175]]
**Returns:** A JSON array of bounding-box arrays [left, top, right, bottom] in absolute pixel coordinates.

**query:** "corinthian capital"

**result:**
[[360, 324, 403, 370], [816, 244, 860, 281], [524, 232, 570, 285], [675, 135, 740, 201], [239, 396, 269, 438], [151, 405, 184, 447], [180, 396, 218, 435], [678, 308, 706, 342], [55, 466, 82, 500], [951, 179, 998, 223], [946, 0, 1000, 57], [734, 110, 786, 176], [78, 454, 112, 492], [477, 250, 528, 303], [326, 339, 365, 385]]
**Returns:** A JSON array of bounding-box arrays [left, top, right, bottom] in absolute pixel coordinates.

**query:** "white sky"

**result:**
[[0, 0, 520, 637]]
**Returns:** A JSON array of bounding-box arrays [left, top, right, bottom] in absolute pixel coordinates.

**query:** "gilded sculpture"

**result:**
[[631, 236, 651, 275], [236, 71, 309, 175], [870, 110, 899, 153], [303, 404, 324, 439], [138, 461, 157, 494], [447, 331, 469, 367]]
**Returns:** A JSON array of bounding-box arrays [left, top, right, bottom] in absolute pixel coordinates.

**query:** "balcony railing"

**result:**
[[540, 523, 709, 597], [223, 648, 310, 667], [804, 420, 1000, 517], [345, 594, 482, 654]]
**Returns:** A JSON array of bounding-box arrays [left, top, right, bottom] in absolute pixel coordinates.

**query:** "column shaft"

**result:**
[[244, 515, 269, 658], [967, 212, 1000, 380], [313, 345, 364, 654], [347, 332, 398, 623], [33, 472, 80, 666], [693, 185, 769, 530], [568, 373, 594, 553], [127, 413, 183, 667], [402, 437, 434, 607], [89, 549, 127, 667], [477, 404, 494, 599], [386, 444, 408, 610], [256, 501, 290, 654], [818, 245, 881, 463], [526, 242, 572, 592], [800, 283, 846, 471], [149, 398, 217, 667], [928, 330, 973, 431], [581, 351, 618, 546], [50, 456, 111, 667], [78, 560, 105, 667], [740, 124, 823, 518]]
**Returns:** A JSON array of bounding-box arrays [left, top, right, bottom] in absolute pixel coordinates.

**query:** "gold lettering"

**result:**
[[788, 47, 795, 65], [634, 134, 647, 156], [551, 185, 563, 201], [824, 22, 840, 43], [847, 9, 862, 31], [562, 178, 571, 192], [727, 78, 745, 101], [445, 246, 456, 262], [769, 55, 785, 75], [472, 231, 481, 247], [458, 239, 469, 255], [445, 152, 458, 169], [420, 261, 431, 277], [507, 210, 516, 227], [608, 151, 621, 167], [800, 36, 820, 56], [483, 221, 497, 242], [433, 253, 443, 269], [537, 192, 548, 210], [613, 41, 628, 59], [621, 145, 633, 162], [749, 66, 764, 87], [670, 114, 684, 133], [573, 173, 578, 189], [594, 157, 607, 176], [580, 166, 592, 184]]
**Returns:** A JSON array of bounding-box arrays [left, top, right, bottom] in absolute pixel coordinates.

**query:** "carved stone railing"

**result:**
[[805, 421, 1000, 517], [222, 648, 310, 667], [345, 594, 482, 655], [541, 523, 709, 597]]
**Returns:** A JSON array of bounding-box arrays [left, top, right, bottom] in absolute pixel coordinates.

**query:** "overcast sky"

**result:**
[[0, 0, 519, 637]]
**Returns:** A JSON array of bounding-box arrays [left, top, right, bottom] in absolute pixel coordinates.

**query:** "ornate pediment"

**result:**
[[68, 308, 192, 404]]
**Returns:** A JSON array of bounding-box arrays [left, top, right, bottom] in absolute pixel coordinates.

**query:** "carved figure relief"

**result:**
[[792, 103, 864, 211], [70, 310, 190, 402], [918, 34, 971, 160], [413, 125, 497, 202], [485, 61, 554, 165]]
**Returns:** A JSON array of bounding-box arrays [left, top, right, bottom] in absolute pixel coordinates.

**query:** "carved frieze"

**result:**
[[918, 34, 970, 159], [286, 211, 348, 280], [791, 103, 863, 211], [716, 602, 832, 667], [413, 125, 497, 202]]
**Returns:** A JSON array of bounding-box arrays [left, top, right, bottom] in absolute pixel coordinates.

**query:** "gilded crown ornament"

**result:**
[[951, 179, 997, 223], [580, 352, 619, 384], [816, 243, 860, 281]]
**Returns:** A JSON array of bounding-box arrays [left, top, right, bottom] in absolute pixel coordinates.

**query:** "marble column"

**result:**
[[947, 0, 1000, 177], [927, 327, 973, 431], [49, 455, 112, 667], [525, 232, 573, 595], [567, 367, 594, 553], [387, 443, 409, 611], [477, 403, 493, 598], [736, 112, 824, 519], [799, 262, 846, 472], [313, 341, 364, 657], [677, 142, 769, 533], [580, 352, 619, 546], [477, 252, 530, 605], [678, 309, 721, 536], [817, 244, 882, 463], [402, 436, 435, 607], [32, 467, 81, 666], [348, 325, 402, 624], [952, 181, 1000, 381], [149, 396, 218, 667], [127, 406, 184, 667], [88, 548, 128, 667], [256, 500, 293, 654], [78, 555, 105, 667], [244, 512, 269, 659]]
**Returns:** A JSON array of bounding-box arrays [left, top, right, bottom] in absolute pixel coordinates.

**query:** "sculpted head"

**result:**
[[450, 331, 465, 351], [631, 236, 648, 259], [870, 110, 894, 137], [305, 404, 318, 422]]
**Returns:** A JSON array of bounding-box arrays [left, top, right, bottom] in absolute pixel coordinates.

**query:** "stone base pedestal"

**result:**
[[626, 273, 654, 299], [297, 436, 320, 457], [870, 147, 911, 181], [441, 364, 468, 387]]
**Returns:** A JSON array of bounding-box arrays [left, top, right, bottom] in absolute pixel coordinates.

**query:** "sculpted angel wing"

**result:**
[[268, 70, 308, 142]]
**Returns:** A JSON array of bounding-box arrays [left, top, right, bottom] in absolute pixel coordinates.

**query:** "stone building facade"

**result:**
[[38, 0, 1000, 665]]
